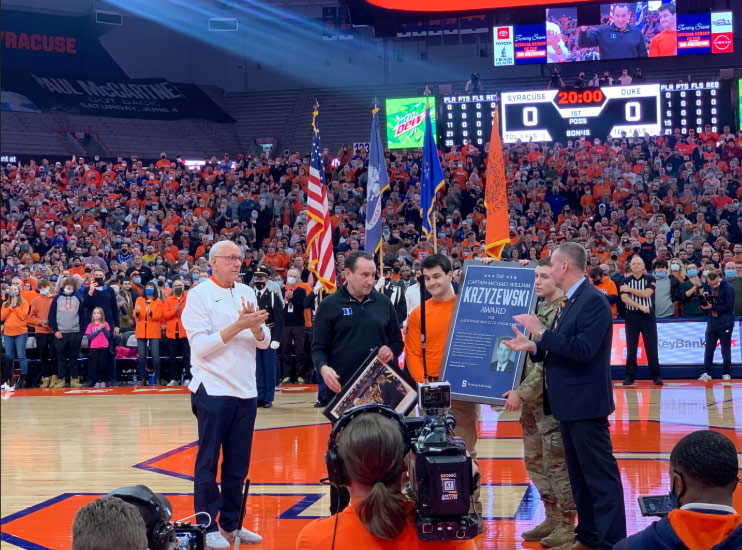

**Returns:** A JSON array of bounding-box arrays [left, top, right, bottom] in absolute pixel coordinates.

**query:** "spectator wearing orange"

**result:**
[[28, 278, 56, 388], [263, 243, 289, 276], [133, 281, 163, 385], [2, 283, 32, 389], [162, 278, 190, 386], [590, 266, 619, 319]]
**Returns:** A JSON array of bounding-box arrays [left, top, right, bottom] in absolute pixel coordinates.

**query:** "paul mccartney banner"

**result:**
[[440, 261, 537, 406]]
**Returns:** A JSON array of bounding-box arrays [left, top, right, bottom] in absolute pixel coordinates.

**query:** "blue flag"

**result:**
[[420, 104, 445, 238], [365, 108, 389, 256]]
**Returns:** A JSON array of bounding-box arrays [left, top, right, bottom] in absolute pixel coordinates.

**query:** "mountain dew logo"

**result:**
[[385, 97, 436, 149], [393, 110, 425, 138]]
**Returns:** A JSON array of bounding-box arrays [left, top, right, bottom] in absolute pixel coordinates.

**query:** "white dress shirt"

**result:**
[[182, 278, 270, 399]]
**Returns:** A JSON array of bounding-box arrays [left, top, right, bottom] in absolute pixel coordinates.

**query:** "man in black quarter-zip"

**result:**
[[312, 250, 404, 515]]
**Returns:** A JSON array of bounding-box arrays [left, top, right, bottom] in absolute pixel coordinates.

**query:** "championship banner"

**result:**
[[610, 320, 742, 367], [1, 71, 234, 122], [440, 261, 537, 406]]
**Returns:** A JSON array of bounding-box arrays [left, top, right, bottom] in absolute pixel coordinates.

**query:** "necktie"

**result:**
[[552, 296, 568, 330]]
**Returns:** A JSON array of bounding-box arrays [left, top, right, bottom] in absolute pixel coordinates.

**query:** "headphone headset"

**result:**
[[324, 404, 410, 488], [105, 485, 176, 550]]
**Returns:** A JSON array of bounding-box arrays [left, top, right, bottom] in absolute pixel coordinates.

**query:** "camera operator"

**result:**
[[72, 496, 147, 550], [296, 410, 475, 550], [699, 269, 735, 381], [405, 254, 482, 531], [615, 430, 742, 549]]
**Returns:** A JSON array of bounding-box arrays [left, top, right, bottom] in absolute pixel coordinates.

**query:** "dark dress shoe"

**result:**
[[314, 401, 327, 408], [257, 400, 265, 407], [263, 402, 272, 408]]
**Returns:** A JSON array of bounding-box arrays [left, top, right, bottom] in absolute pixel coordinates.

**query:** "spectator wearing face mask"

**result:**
[[679, 264, 705, 318], [133, 281, 164, 385], [83, 267, 120, 383], [48, 277, 85, 388], [615, 430, 742, 550], [652, 259, 680, 319], [280, 269, 308, 384], [1, 283, 31, 389], [727, 261, 742, 317], [162, 278, 190, 386], [28, 278, 55, 388]]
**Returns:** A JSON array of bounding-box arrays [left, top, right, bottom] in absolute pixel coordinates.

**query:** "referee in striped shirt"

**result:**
[[620, 255, 663, 386]]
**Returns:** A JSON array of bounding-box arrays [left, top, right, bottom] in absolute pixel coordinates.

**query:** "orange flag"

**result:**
[[484, 107, 510, 259]]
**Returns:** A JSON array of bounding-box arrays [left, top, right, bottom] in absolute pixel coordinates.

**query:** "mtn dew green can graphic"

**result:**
[[385, 97, 436, 149]]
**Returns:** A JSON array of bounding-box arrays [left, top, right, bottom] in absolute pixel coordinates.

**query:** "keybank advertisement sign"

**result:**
[[611, 321, 742, 366], [385, 97, 436, 149]]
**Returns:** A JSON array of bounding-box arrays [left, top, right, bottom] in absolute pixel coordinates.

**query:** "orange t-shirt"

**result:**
[[593, 277, 618, 319], [649, 30, 677, 57], [405, 296, 455, 382]]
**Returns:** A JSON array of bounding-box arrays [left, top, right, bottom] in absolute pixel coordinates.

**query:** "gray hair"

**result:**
[[208, 240, 242, 263], [555, 242, 587, 271]]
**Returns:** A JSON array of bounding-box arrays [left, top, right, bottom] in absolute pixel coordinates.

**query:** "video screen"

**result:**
[[385, 97, 436, 149], [493, 2, 733, 65]]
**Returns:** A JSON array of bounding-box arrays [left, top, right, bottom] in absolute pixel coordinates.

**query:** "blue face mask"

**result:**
[[655, 271, 668, 279], [193, 273, 200, 280], [144, 288, 154, 296], [726, 270, 736, 278], [133, 277, 142, 284], [115, 238, 122, 244], [687, 269, 698, 277], [156, 259, 163, 265]]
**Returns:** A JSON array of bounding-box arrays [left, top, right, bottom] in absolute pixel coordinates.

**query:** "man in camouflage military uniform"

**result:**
[[503, 258, 575, 548]]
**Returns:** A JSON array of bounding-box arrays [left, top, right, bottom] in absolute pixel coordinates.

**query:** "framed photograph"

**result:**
[[323, 349, 418, 423], [439, 260, 538, 406]]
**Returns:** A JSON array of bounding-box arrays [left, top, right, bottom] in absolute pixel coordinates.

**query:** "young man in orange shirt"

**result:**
[[405, 253, 482, 531]]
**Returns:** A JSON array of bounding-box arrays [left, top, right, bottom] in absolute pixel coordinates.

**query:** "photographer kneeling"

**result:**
[[297, 408, 475, 550], [615, 430, 742, 549]]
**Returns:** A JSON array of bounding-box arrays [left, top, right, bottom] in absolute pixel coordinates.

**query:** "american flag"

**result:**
[[306, 107, 337, 292]]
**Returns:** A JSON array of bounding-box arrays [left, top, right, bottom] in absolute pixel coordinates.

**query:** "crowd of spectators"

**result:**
[[2, 116, 742, 388]]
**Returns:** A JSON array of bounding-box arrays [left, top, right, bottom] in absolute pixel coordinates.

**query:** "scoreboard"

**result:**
[[660, 81, 730, 136], [500, 85, 662, 143], [495, 81, 732, 144], [441, 94, 499, 149], [439, 82, 732, 146]]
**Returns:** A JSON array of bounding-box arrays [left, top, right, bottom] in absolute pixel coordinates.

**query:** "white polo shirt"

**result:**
[[182, 277, 270, 399]]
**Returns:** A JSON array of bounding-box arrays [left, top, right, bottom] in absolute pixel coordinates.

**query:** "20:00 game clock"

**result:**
[[500, 84, 661, 143]]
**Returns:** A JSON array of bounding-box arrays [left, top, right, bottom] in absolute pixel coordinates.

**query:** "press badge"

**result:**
[[343, 307, 352, 316]]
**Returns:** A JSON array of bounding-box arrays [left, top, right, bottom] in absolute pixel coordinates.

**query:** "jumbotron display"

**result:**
[[493, 3, 733, 66], [495, 81, 731, 144]]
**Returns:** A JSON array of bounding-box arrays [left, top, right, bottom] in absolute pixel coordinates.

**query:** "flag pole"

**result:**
[[423, 85, 438, 254]]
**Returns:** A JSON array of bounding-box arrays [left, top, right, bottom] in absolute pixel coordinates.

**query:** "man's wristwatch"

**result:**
[[537, 328, 546, 337]]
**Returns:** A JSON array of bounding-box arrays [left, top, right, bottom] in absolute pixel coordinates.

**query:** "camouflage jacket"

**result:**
[[516, 295, 563, 403]]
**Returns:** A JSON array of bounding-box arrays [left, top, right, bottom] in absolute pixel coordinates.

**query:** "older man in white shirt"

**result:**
[[182, 240, 270, 549]]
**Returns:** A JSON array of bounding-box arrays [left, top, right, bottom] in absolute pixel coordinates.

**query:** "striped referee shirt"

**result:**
[[621, 274, 656, 316]]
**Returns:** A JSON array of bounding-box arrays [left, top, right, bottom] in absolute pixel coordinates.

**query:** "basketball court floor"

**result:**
[[1, 381, 741, 549]]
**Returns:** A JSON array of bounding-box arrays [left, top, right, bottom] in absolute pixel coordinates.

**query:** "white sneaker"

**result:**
[[205, 531, 230, 549], [167, 379, 177, 386], [698, 373, 712, 381], [722, 374, 731, 381], [1, 383, 15, 392], [184, 378, 191, 385], [219, 526, 263, 545]]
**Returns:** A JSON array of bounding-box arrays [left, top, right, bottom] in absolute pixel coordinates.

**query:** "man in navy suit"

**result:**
[[506, 242, 626, 550]]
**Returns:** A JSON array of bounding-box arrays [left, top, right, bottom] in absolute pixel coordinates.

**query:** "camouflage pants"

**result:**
[[521, 399, 575, 513]]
